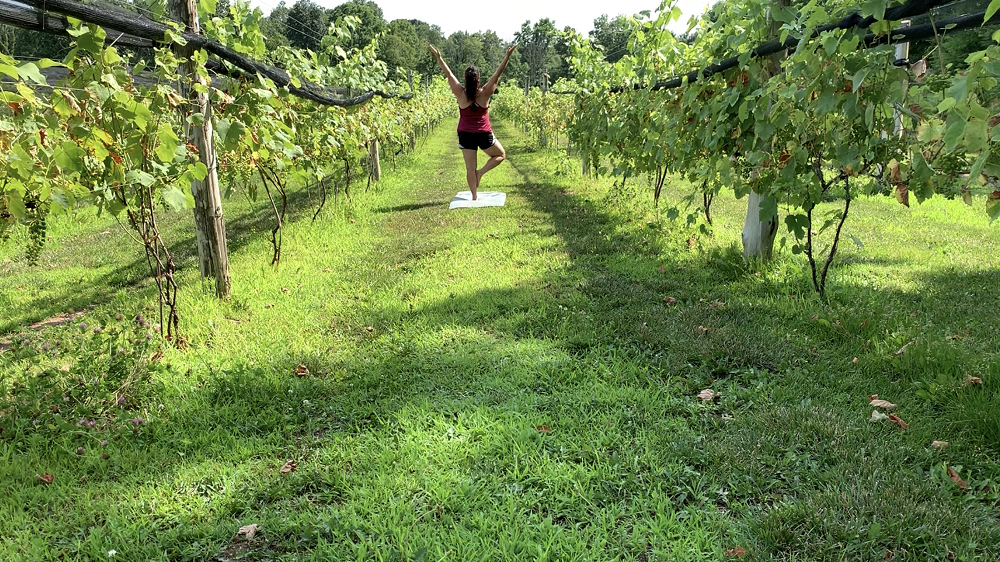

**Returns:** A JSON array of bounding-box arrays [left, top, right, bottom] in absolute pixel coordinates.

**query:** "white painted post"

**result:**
[[894, 20, 911, 138]]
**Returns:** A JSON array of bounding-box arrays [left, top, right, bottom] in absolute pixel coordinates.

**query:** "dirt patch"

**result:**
[[214, 539, 282, 562], [214, 541, 256, 562], [0, 307, 95, 354]]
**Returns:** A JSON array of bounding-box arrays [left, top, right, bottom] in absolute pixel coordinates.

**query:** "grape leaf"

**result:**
[[162, 186, 189, 210]]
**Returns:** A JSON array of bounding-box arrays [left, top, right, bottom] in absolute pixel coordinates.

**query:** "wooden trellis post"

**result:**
[[369, 139, 381, 182], [168, 0, 230, 298]]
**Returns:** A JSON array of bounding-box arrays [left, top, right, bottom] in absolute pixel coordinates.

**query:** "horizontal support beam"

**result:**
[[8, 0, 412, 107], [610, 0, 960, 93]]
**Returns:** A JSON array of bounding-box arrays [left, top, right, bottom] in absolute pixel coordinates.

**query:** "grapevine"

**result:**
[[0, 0, 452, 336], [547, 0, 1000, 295]]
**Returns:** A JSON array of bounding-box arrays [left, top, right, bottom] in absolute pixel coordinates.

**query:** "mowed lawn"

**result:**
[[1, 118, 999, 561]]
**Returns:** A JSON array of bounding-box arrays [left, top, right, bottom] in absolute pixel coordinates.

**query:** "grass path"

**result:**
[[1, 119, 999, 561]]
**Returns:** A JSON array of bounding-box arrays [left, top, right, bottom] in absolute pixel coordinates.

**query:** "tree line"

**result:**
[[2, 0, 994, 83], [255, 0, 635, 89], [0, 0, 639, 90]]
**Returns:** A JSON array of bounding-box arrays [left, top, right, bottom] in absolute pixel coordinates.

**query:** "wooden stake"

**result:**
[[168, 0, 230, 298]]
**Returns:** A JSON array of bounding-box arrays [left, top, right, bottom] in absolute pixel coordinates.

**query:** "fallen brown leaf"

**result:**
[[725, 546, 747, 558], [852, 357, 859, 364], [293, 364, 310, 377], [931, 440, 949, 450], [150, 351, 163, 363], [868, 394, 879, 402], [280, 460, 297, 474], [870, 399, 897, 410], [911, 57, 928, 81], [697, 389, 717, 402], [696, 325, 710, 335], [535, 425, 551, 434], [59, 364, 70, 372], [280, 287, 290, 294], [658, 265, 666, 274], [236, 523, 259, 540], [947, 466, 968, 489], [888, 413, 908, 430], [687, 237, 696, 249], [663, 296, 676, 305], [896, 181, 910, 207], [892, 342, 912, 357], [36, 473, 54, 484], [709, 300, 725, 309], [364, 326, 374, 333], [964, 376, 983, 386]]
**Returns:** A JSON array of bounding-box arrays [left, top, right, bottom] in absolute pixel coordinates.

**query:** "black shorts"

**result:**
[[457, 131, 495, 151]]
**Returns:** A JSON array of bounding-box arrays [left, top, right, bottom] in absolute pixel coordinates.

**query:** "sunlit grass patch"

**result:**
[[2, 120, 999, 560]]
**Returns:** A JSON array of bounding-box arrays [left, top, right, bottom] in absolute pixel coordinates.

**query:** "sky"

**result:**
[[247, 0, 714, 39]]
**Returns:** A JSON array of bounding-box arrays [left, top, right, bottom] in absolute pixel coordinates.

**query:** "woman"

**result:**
[[429, 43, 516, 200]]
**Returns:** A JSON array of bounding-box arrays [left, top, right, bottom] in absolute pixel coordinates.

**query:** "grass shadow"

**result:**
[[0, 185, 342, 336]]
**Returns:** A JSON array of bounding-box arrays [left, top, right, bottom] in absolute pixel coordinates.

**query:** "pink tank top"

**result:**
[[457, 103, 492, 133]]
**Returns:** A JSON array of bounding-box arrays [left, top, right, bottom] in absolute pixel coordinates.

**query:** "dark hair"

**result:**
[[464, 66, 480, 104]]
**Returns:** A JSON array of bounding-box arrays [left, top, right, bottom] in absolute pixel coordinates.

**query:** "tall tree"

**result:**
[[478, 30, 506, 73], [285, 0, 327, 52], [379, 19, 419, 78], [514, 19, 559, 89], [328, 0, 386, 51], [444, 31, 485, 71], [589, 14, 629, 63], [408, 19, 445, 82], [259, 2, 291, 51], [551, 25, 575, 82]]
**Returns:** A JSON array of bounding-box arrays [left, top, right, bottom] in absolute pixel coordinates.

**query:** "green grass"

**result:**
[[1, 119, 999, 561]]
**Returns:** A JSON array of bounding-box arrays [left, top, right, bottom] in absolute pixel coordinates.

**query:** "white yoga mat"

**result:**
[[449, 191, 506, 209]]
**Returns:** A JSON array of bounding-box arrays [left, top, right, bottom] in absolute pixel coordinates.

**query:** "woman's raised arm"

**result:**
[[429, 44, 465, 99], [481, 45, 517, 97]]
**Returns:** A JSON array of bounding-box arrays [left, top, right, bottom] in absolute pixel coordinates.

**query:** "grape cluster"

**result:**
[[26, 215, 46, 265]]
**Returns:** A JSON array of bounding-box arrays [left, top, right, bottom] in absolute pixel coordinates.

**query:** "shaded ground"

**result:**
[[1, 119, 998, 561]]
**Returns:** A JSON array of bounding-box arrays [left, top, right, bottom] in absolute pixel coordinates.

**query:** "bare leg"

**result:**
[[461, 149, 479, 199], [476, 139, 506, 187]]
